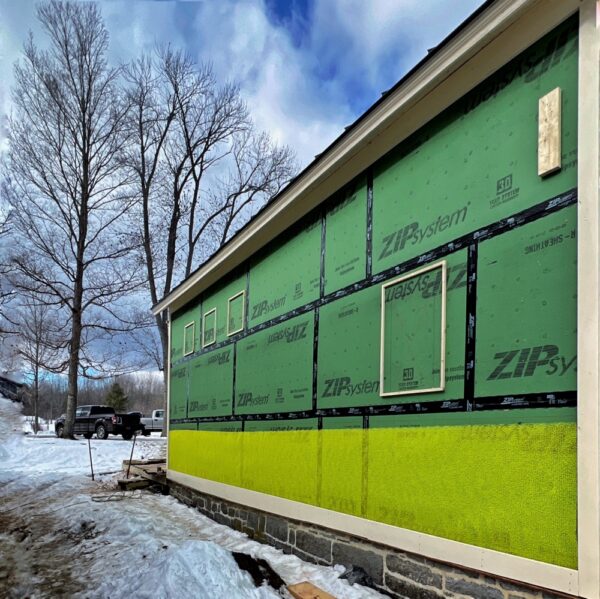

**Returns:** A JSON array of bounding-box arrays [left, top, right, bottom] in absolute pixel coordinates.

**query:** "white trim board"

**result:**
[[167, 469, 579, 596], [576, 1, 600, 596]]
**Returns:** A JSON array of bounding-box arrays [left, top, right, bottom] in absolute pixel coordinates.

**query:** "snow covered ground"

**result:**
[[0, 397, 384, 599]]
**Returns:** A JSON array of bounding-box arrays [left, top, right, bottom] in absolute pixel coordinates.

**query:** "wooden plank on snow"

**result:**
[[287, 581, 337, 599]]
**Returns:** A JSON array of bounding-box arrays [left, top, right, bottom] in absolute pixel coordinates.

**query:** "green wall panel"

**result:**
[[475, 206, 577, 396], [248, 219, 321, 326], [317, 250, 467, 408], [188, 345, 234, 418], [169, 430, 243, 487], [201, 274, 246, 345], [324, 177, 367, 294], [240, 429, 319, 504], [169, 364, 188, 420], [171, 304, 200, 363], [236, 313, 315, 414], [317, 285, 380, 408], [372, 17, 577, 273], [321, 427, 363, 516], [365, 422, 576, 568]]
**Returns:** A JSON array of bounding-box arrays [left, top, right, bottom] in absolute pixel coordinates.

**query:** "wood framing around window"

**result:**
[[227, 290, 246, 336], [202, 308, 217, 347], [380, 260, 447, 397], [183, 321, 195, 356]]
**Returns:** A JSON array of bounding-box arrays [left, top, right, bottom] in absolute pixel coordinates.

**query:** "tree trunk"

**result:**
[[63, 315, 82, 439], [33, 366, 39, 434], [63, 272, 84, 439]]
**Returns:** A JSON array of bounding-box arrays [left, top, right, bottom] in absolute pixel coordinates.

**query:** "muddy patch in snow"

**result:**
[[0, 493, 83, 598]]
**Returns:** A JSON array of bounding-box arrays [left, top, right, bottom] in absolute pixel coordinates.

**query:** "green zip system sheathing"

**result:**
[[168, 16, 579, 569]]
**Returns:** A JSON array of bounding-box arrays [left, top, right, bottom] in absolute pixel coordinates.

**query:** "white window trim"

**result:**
[[380, 260, 447, 397], [202, 308, 217, 347], [183, 321, 195, 356], [227, 290, 246, 336]]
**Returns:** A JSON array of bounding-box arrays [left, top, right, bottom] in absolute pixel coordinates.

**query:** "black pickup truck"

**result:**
[[55, 405, 145, 440]]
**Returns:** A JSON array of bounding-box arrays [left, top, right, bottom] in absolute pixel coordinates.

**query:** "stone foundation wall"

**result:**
[[169, 481, 569, 599]]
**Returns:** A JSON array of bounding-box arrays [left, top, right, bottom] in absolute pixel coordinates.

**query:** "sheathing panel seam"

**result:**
[[169, 391, 576, 425]]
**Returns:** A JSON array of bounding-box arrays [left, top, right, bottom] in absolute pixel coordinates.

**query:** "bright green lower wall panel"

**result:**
[[168, 422, 576, 568]]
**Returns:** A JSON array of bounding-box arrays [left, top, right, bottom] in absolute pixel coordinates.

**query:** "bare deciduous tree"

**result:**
[[124, 49, 297, 421], [2, 1, 141, 438], [0, 208, 14, 317], [3, 298, 64, 432]]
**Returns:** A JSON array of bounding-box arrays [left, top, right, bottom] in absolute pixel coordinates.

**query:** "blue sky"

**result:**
[[0, 0, 485, 167]]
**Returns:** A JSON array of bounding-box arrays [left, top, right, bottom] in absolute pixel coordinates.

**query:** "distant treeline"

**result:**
[[19, 373, 164, 420]]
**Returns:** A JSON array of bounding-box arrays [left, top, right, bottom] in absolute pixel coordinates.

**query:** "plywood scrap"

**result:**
[[538, 87, 561, 176], [287, 581, 337, 599]]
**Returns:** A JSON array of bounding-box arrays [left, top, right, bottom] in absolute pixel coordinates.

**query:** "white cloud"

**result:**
[[191, 0, 354, 168], [190, 0, 484, 168], [101, 1, 187, 66]]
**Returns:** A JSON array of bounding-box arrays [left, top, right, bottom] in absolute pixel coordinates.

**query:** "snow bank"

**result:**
[[94, 540, 280, 599]]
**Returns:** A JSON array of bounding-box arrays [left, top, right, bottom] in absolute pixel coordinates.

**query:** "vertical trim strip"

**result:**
[[577, 2, 600, 596], [315, 210, 325, 414]]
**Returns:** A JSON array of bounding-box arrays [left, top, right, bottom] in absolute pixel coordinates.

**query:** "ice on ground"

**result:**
[[0, 397, 384, 599]]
